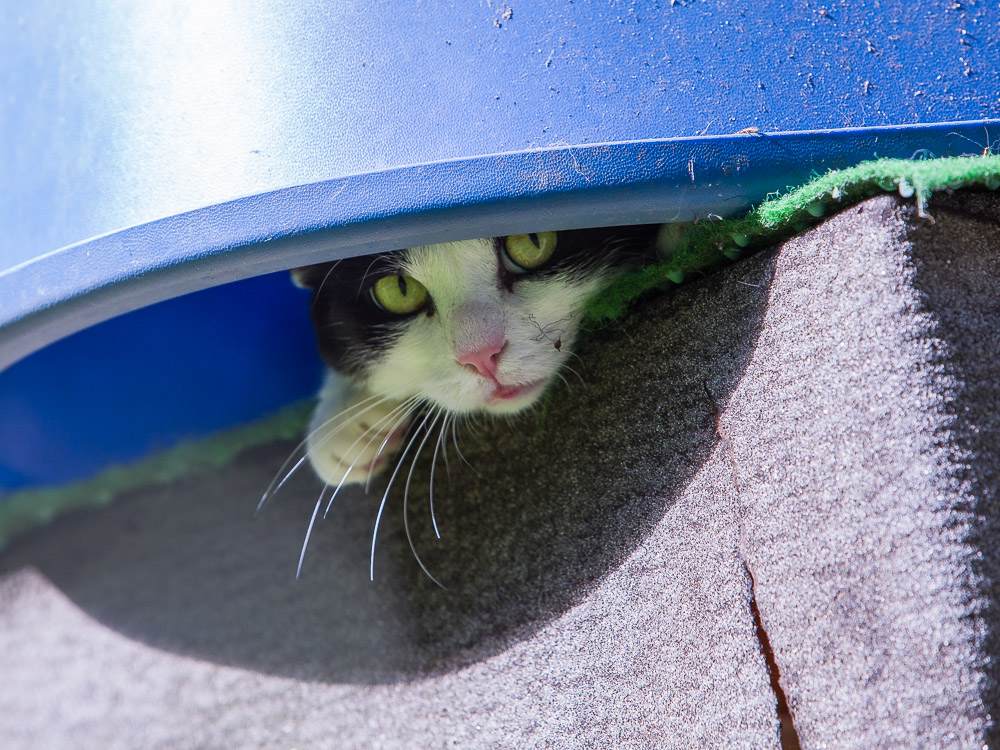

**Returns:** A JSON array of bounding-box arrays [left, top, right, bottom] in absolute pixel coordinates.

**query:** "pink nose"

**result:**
[[456, 339, 506, 379]]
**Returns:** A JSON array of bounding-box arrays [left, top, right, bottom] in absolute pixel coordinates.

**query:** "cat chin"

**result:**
[[482, 378, 548, 413], [481, 397, 540, 416]]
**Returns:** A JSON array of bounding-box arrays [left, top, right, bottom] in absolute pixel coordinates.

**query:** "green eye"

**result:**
[[370, 275, 428, 314], [503, 232, 558, 272]]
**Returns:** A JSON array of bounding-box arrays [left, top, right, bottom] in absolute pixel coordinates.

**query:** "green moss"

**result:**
[[586, 154, 1000, 323]]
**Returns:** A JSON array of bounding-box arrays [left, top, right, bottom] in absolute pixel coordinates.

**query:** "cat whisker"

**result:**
[[401, 407, 445, 588], [257, 392, 389, 513], [429, 411, 450, 539], [604, 237, 632, 255], [364, 397, 424, 495], [292, 396, 421, 580], [439, 414, 453, 485], [356, 255, 393, 300], [564, 348, 588, 370], [324, 397, 420, 519], [275, 394, 403, 502], [451, 417, 479, 475], [560, 363, 587, 386], [370, 403, 435, 582], [464, 415, 485, 438], [296, 484, 330, 579], [296, 399, 420, 578], [310, 259, 344, 311]]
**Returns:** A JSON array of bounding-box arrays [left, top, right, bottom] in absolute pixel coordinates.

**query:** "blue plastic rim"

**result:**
[[2, 0, 999, 490]]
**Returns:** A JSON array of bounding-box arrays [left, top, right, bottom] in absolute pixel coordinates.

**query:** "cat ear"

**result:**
[[290, 262, 335, 290]]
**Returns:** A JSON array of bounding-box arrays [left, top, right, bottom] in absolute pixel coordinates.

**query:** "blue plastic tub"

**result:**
[[2, 0, 998, 489]]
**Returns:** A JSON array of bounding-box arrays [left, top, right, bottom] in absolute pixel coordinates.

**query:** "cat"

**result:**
[[272, 225, 664, 579], [290, 225, 664, 490]]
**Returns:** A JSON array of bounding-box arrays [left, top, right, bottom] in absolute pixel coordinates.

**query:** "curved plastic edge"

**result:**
[[2, 119, 998, 372]]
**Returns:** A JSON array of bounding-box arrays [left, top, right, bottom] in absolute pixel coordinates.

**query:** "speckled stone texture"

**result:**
[[1, 192, 998, 749]]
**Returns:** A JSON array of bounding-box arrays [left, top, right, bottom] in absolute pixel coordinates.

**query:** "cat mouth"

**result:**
[[487, 379, 546, 404]]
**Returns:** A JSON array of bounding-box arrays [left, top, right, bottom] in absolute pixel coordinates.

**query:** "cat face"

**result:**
[[293, 226, 659, 415]]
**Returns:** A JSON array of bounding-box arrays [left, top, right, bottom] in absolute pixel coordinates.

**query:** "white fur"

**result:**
[[308, 238, 609, 487]]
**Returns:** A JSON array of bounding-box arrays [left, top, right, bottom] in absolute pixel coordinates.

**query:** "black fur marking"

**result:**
[[294, 252, 410, 375]]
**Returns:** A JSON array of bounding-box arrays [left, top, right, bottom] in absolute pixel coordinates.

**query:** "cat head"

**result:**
[[292, 226, 660, 415]]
